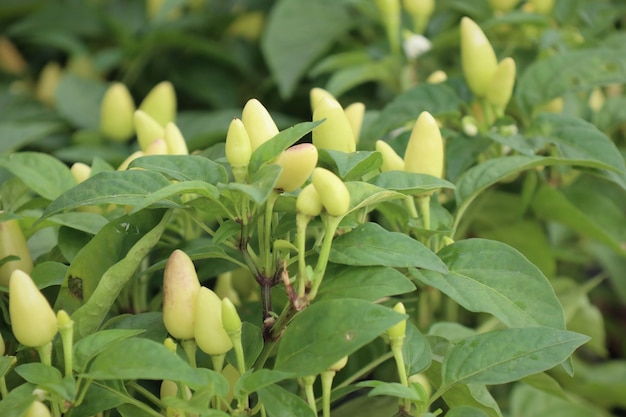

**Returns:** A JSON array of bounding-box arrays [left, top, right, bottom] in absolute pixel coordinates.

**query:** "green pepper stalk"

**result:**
[[221, 298, 249, 410], [56, 310, 73, 377], [387, 302, 410, 411], [321, 357, 348, 417], [295, 184, 323, 298]]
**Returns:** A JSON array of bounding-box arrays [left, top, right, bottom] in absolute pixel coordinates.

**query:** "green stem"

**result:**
[[128, 380, 163, 408], [308, 215, 342, 300], [418, 290, 431, 331], [211, 353, 225, 374], [0, 376, 7, 398], [321, 370, 336, 417], [181, 339, 197, 368], [391, 340, 410, 411], [262, 191, 279, 275], [416, 195, 431, 231], [296, 213, 310, 298], [36, 342, 52, 366], [302, 376, 317, 414], [231, 331, 250, 411], [253, 303, 297, 369], [60, 329, 73, 378]]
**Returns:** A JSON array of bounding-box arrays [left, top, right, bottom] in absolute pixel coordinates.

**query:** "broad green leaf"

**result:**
[[82, 337, 204, 386], [453, 155, 626, 230], [369, 171, 455, 195], [530, 113, 626, 174], [309, 50, 372, 77], [520, 373, 566, 399], [258, 384, 316, 417], [329, 222, 448, 273], [362, 84, 462, 144], [332, 395, 399, 417], [213, 220, 242, 245], [221, 164, 281, 204], [105, 312, 167, 344], [315, 265, 415, 302], [248, 120, 323, 174], [0, 152, 76, 200], [128, 154, 228, 183], [404, 322, 432, 375], [64, 210, 171, 338], [70, 382, 130, 417], [511, 384, 606, 417], [532, 184, 626, 256], [441, 327, 589, 386], [234, 369, 295, 397], [44, 212, 108, 235], [41, 170, 172, 219], [0, 121, 64, 152], [355, 380, 422, 401], [559, 359, 626, 409], [14, 363, 62, 387], [0, 356, 15, 378], [447, 406, 490, 417], [262, 0, 354, 98], [345, 181, 406, 214], [516, 47, 626, 113], [73, 329, 145, 372], [128, 180, 219, 214], [413, 239, 565, 329], [318, 150, 383, 181], [31, 261, 67, 289], [325, 56, 399, 98], [274, 299, 405, 377], [55, 73, 107, 129], [0, 383, 37, 417]]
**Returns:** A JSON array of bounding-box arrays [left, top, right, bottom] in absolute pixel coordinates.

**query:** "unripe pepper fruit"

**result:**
[[387, 302, 407, 340], [403, 111, 444, 179], [460, 17, 498, 97], [311, 168, 351, 217], [9, 269, 58, 348], [273, 143, 318, 192], [162, 250, 201, 340], [100, 82, 136, 143], [194, 287, 233, 355], [376, 140, 405, 172], [134, 110, 165, 152], [164, 122, 189, 155], [241, 99, 279, 152], [486, 57, 516, 109], [296, 183, 323, 217], [24, 401, 52, 417], [139, 81, 177, 128], [0, 216, 33, 286], [312, 97, 356, 153]]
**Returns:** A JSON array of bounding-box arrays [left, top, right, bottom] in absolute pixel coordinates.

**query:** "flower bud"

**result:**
[[403, 111, 444, 178], [461, 115, 478, 137], [100, 83, 136, 143], [163, 250, 201, 340], [24, 401, 51, 417], [296, 183, 323, 217], [376, 140, 405, 172], [56, 309, 72, 331], [274, 143, 319, 192], [164, 337, 177, 353], [310, 87, 336, 113], [312, 97, 356, 153], [344, 102, 365, 144], [221, 298, 242, 334], [460, 17, 498, 97], [486, 57, 516, 109], [139, 81, 177, 127], [195, 287, 233, 355], [0, 217, 33, 286], [134, 110, 165, 152], [164, 122, 188, 155], [9, 270, 57, 348], [36, 62, 62, 107], [241, 99, 279, 151], [387, 302, 406, 340], [403, 0, 435, 34], [71, 162, 91, 184], [312, 168, 350, 217], [426, 70, 447, 84]]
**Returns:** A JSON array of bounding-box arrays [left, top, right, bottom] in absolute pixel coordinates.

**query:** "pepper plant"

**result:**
[[0, 0, 625, 416]]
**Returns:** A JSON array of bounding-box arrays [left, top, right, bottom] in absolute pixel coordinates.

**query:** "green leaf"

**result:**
[[41, 170, 172, 219], [531, 184, 626, 256], [31, 261, 68, 289], [55, 73, 107, 129], [404, 322, 432, 375], [221, 164, 281, 204], [362, 84, 462, 144], [369, 171, 456, 195], [70, 382, 130, 417], [511, 384, 606, 417], [447, 406, 490, 417], [248, 120, 323, 174], [44, 212, 109, 235], [82, 337, 204, 385], [345, 181, 406, 214], [258, 384, 316, 417], [235, 369, 296, 397], [127, 180, 219, 214], [128, 154, 228, 183], [325, 57, 398, 98], [441, 327, 589, 386], [0, 121, 64, 152], [520, 373, 567, 399], [14, 364, 74, 401], [516, 47, 626, 113], [530, 113, 626, 174], [413, 239, 566, 329], [0, 383, 37, 417], [262, 0, 354, 98], [73, 329, 145, 372], [329, 222, 447, 273], [315, 265, 415, 302], [318, 150, 382, 181], [62, 210, 171, 338], [355, 380, 422, 401], [0, 152, 77, 200], [274, 299, 405, 377]]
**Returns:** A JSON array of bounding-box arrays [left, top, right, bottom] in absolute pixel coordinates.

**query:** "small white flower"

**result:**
[[403, 32, 432, 59]]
